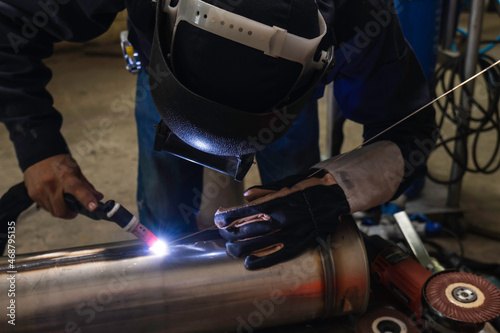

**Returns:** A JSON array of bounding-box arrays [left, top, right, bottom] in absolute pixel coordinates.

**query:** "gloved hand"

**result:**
[[24, 154, 103, 219], [214, 169, 350, 270]]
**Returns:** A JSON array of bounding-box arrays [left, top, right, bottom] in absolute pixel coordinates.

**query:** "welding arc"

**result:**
[[310, 58, 500, 178], [424, 271, 500, 324], [355, 307, 419, 333]]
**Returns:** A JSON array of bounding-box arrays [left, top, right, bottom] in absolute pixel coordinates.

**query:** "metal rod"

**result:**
[[447, 0, 485, 208], [325, 82, 335, 160], [441, 0, 460, 50], [0, 217, 369, 333], [170, 225, 218, 244]]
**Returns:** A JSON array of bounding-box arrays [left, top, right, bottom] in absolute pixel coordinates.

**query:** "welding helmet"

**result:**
[[150, 0, 335, 180]]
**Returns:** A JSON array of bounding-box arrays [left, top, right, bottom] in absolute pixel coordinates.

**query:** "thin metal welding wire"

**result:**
[[171, 225, 219, 244], [309, 58, 500, 178]]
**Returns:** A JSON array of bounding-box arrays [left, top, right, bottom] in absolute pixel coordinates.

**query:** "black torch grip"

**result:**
[[63, 194, 135, 230], [63, 194, 110, 220], [106, 205, 134, 229]]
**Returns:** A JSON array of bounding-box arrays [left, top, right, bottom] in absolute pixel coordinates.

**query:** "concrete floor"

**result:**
[[1, 13, 500, 269]]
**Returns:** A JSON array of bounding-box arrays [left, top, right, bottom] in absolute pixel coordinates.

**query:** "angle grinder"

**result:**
[[364, 234, 500, 332]]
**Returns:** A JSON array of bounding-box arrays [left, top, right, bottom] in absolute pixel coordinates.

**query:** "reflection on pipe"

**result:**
[[0, 216, 369, 333]]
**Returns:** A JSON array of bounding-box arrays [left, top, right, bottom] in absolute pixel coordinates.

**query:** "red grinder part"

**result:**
[[424, 271, 500, 324], [356, 307, 420, 333]]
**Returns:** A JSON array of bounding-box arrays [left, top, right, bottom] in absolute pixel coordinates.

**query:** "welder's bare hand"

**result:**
[[24, 154, 103, 219], [214, 170, 350, 270]]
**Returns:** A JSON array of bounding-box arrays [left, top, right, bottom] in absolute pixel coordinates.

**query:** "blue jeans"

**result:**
[[135, 70, 320, 237]]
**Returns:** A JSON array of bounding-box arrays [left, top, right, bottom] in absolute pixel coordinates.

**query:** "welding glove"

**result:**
[[214, 169, 350, 270]]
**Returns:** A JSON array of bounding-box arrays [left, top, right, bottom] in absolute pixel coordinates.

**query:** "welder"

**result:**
[[0, 0, 435, 269]]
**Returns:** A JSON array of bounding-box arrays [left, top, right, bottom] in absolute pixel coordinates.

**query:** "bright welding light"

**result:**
[[149, 239, 169, 256]]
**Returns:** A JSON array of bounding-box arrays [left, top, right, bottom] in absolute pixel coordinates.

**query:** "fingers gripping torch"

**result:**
[[63, 194, 166, 252]]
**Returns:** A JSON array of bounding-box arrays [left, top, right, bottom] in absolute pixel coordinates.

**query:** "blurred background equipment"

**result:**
[[326, 0, 500, 239]]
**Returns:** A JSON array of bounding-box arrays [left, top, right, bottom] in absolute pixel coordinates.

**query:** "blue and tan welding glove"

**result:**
[[214, 169, 350, 270]]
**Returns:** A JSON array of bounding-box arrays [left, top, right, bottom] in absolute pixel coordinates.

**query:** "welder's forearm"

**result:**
[[0, 16, 65, 170], [312, 141, 404, 213], [0, 1, 125, 170]]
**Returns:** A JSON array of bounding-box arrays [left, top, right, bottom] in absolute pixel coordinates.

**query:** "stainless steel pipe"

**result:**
[[0, 217, 369, 333]]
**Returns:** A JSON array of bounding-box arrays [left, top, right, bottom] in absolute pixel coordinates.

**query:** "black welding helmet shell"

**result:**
[[149, 0, 334, 175]]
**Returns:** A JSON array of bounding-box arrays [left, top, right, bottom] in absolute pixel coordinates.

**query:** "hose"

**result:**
[[428, 53, 500, 184]]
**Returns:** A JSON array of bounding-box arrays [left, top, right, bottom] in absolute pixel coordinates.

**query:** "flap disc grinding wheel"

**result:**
[[424, 271, 500, 325]]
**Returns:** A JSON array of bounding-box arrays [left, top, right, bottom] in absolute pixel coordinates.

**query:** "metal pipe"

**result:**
[[0, 217, 369, 333], [447, 0, 485, 208], [440, 0, 460, 51], [325, 82, 335, 160]]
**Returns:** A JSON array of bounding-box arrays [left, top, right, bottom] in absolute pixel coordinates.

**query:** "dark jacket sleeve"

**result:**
[[327, 0, 437, 196], [0, 0, 125, 171]]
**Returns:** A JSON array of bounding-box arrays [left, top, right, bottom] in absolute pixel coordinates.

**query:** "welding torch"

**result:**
[[1, 182, 163, 254], [63, 193, 163, 248]]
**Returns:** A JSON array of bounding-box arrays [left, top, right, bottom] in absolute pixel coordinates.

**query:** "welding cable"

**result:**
[[429, 0, 500, 184], [372, 230, 465, 271], [460, 257, 500, 279], [425, 242, 464, 270], [425, 240, 500, 281], [423, 238, 466, 271], [440, 226, 465, 269], [0, 182, 34, 254], [428, 53, 500, 184], [416, 227, 464, 270]]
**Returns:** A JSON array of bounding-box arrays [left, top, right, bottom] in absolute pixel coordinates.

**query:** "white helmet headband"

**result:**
[[163, 0, 330, 72]]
